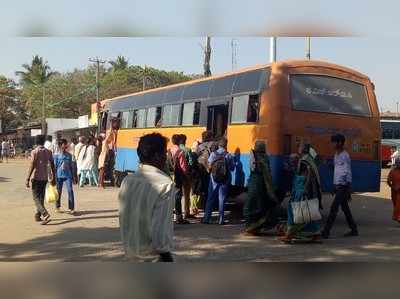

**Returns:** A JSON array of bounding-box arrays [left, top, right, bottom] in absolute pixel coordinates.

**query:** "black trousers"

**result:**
[[323, 185, 358, 234], [175, 186, 183, 217], [32, 180, 48, 216], [158, 252, 174, 262]]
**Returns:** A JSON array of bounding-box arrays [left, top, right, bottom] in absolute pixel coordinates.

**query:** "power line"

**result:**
[[46, 85, 96, 108]]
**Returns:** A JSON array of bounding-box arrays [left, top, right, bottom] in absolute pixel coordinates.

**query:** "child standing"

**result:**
[[387, 158, 400, 223], [54, 139, 78, 215]]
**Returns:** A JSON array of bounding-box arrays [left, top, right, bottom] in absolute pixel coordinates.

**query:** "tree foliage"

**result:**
[[2, 55, 195, 130], [109, 56, 129, 72], [15, 55, 56, 86], [0, 76, 27, 132]]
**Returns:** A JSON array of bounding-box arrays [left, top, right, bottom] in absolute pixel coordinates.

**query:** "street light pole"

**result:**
[[41, 86, 46, 135]]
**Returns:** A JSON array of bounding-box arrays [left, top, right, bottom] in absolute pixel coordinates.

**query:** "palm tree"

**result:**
[[15, 55, 55, 86], [15, 55, 55, 134], [109, 56, 129, 71]]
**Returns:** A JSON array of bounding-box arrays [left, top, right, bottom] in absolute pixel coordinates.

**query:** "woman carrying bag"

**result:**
[[280, 144, 322, 243]]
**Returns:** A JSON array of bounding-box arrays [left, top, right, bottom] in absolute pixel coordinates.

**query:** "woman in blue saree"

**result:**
[[280, 144, 322, 243]]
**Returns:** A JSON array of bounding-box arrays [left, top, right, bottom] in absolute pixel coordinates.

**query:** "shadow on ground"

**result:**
[[0, 226, 123, 262], [173, 193, 400, 261], [1, 192, 400, 262], [0, 177, 11, 183]]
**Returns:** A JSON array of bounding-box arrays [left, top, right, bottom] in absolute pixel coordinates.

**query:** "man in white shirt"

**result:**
[[74, 136, 86, 179], [1, 139, 10, 163], [74, 136, 86, 161], [44, 136, 54, 152], [322, 134, 358, 239], [119, 133, 175, 262], [68, 138, 77, 158], [391, 146, 399, 166]]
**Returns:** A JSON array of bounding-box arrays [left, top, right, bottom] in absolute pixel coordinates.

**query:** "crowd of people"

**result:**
[[22, 127, 400, 262], [25, 129, 117, 224], [1, 138, 15, 163], [118, 130, 367, 262]]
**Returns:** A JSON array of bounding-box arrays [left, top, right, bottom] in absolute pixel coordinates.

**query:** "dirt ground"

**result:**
[[0, 160, 399, 262]]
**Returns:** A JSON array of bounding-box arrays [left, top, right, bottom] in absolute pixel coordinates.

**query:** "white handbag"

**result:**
[[291, 197, 322, 224]]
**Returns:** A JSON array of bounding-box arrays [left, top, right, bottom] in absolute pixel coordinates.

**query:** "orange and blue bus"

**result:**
[[100, 60, 381, 193]]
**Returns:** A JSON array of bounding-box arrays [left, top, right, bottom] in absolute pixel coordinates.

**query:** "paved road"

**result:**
[[0, 160, 399, 261]]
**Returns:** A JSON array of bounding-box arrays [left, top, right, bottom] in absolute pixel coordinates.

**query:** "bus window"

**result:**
[[146, 106, 162, 128], [394, 129, 400, 139], [231, 95, 249, 123], [100, 112, 108, 132], [155, 107, 162, 127], [193, 102, 201, 125], [247, 95, 260, 122], [110, 112, 122, 129], [231, 94, 259, 124], [162, 104, 181, 126], [181, 102, 201, 126], [132, 110, 138, 128], [136, 109, 146, 128], [146, 107, 156, 128], [290, 74, 370, 116], [383, 128, 393, 139], [121, 111, 135, 129]]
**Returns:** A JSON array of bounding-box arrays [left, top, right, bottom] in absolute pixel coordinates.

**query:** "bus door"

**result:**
[[207, 104, 229, 138], [100, 111, 109, 133]]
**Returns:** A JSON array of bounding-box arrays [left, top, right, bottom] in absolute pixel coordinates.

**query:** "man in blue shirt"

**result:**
[[202, 138, 235, 225], [54, 139, 78, 215], [322, 134, 358, 239]]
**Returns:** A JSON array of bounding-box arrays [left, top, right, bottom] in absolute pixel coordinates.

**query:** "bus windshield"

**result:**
[[381, 121, 400, 139], [290, 74, 371, 116]]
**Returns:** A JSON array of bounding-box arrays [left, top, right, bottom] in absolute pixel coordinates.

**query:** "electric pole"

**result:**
[[231, 39, 238, 71], [143, 65, 147, 91], [89, 57, 106, 135], [42, 86, 46, 135], [306, 37, 311, 60], [203, 36, 212, 77], [269, 37, 277, 63]]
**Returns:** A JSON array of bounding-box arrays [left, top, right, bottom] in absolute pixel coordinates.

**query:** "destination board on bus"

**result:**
[[290, 74, 371, 116]]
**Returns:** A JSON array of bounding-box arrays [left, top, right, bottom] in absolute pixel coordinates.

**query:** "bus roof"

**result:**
[[104, 59, 371, 103]]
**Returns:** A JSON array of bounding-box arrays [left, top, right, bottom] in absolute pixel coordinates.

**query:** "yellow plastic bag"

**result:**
[[45, 184, 58, 204]]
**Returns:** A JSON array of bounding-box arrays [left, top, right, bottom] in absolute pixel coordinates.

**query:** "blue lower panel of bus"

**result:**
[[115, 147, 381, 193]]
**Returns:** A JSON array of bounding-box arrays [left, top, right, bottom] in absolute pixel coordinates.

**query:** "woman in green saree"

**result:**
[[243, 141, 278, 235]]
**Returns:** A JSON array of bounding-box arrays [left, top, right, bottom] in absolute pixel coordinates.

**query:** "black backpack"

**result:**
[[210, 152, 228, 184]]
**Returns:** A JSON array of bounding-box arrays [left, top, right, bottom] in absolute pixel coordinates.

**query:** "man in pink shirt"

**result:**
[[26, 135, 56, 225], [169, 134, 189, 224]]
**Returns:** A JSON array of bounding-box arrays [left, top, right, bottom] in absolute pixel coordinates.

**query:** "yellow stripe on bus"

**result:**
[[116, 125, 265, 154]]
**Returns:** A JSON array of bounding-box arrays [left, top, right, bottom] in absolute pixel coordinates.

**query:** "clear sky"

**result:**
[[2, 37, 399, 111], [1, 0, 400, 111]]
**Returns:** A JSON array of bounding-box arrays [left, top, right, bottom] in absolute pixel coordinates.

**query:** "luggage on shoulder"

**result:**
[[210, 152, 228, 184]]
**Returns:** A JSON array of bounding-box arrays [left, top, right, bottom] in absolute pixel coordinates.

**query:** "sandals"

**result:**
[[41, 214, 51, 225]]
